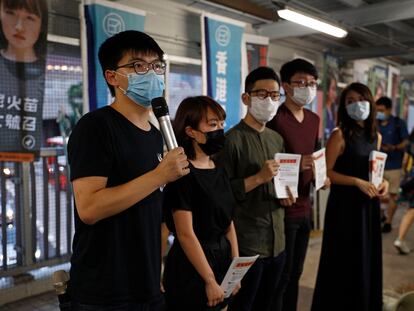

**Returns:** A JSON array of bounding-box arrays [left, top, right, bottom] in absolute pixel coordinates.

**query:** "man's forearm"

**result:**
[[74, 169, 166, 225]]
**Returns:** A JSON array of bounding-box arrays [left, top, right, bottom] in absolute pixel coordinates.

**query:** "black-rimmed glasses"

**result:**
[[249, 89, 281, 101], [290, 80, 318, 89], [115, 60, 166, 75]]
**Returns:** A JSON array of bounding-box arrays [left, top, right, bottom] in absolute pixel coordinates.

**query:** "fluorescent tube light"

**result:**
[[278, 9, 348, 38]]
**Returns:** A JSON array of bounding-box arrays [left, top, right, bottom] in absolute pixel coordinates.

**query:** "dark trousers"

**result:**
[[164, 236, 232, 311], [228, 252, 286, 311], [60, 296, 165, 311], [273, 216, 311, 311]]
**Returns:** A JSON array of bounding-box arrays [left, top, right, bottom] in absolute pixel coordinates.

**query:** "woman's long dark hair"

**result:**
[[337, 82, 377, 142], [0, 0, 48, 60], [173, 96, 226, 160]]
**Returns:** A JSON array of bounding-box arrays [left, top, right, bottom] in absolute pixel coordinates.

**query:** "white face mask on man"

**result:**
[[291, 86, 317, 106], [249, 96, 280, 123]]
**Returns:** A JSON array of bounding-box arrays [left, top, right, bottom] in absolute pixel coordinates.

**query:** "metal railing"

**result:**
[[0, 147, 73, 280]]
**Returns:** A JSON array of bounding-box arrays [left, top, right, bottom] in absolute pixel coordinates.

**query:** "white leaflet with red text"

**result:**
[[220, 255, 259, 298], [274, 153, 301, 198], [369, 151, 387, 188], [313, 148, 327, 191]]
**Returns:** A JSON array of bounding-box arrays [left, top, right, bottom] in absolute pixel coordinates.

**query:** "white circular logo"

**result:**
[[22, 135, 35, 150], [215, 25, 231, 47], [102, 13, 125, 36]]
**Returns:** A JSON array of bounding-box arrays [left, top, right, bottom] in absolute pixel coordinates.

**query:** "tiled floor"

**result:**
[[3, 207, 414, 311], [297, 206, 414, 311]]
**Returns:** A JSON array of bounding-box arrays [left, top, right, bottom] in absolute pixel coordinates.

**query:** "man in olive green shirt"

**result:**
[[218, 67, 294, 311]]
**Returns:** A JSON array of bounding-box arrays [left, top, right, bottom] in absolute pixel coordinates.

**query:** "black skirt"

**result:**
[[163, 236, 232, 311], [311, 185, 383, 311]]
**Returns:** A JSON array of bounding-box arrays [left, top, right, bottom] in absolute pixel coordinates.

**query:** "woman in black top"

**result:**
[[311, 83, 388, 311], [163, 96, 239, 310]]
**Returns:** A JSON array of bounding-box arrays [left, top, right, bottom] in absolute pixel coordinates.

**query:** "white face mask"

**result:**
[[346, 100, 370, 121], [249, 96, 280, 124], [291, 87, 317, 106]]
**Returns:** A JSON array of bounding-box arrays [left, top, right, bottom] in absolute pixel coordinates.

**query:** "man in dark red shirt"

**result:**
[[267, 58, 329, 311]]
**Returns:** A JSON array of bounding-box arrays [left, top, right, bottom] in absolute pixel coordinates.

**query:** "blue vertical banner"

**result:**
[[202, 14, 245, 130], [82, 0, 145, 111]]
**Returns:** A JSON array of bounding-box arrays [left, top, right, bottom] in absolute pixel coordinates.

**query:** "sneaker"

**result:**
[[394, 238, 410, 255], [382, 223, 392, 233]]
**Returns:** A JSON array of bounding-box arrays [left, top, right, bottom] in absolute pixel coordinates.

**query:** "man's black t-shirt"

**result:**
[[67, 106, 164, 305]]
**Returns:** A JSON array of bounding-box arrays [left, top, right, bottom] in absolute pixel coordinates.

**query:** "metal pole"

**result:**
[[21, 162, 33, 267]]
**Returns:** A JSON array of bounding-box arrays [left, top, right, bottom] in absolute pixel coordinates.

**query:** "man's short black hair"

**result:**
[[245, 67, 280, 93], [280, 58, 318, 83], [98, 30, 164, 96], [376, 96, 392, 109]]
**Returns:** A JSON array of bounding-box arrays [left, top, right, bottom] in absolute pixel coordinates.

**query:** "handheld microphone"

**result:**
[[151, 97, 178, 151]]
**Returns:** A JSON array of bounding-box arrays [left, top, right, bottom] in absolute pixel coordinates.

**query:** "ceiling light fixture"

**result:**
[[277, 8, 348, 38]]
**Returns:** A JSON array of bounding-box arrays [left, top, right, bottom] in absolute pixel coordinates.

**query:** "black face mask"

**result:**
[[198, 129, 225, 156]]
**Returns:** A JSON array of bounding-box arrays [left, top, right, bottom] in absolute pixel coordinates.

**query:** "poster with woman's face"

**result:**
[[0, 0, 48, 156], [401, 80, 413, 124], [323, 53, 340, 142], [369, 66, 388, 103], [391, 72, 400, 116], [0, 0, 48, 64]]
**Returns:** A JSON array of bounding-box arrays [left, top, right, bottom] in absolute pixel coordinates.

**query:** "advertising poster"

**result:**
[[0, 0, 48, 159], [400, 80, 414, 131], [369, 65, 388, 103], [322, 54, 340, 142]]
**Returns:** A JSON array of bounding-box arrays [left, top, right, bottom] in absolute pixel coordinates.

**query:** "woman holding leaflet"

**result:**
[[163, 96, 239, 311], [312, 82, 388, 311]]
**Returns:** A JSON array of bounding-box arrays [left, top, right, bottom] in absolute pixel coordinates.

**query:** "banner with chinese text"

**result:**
[[82, 0, 145, 111], [0, 0, 48, 156], [202, 14, 245, 130]]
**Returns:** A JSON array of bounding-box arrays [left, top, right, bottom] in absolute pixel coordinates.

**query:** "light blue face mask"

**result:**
[[117, 71, 165, 108], [346, 100, 370, 121], [376, 111, 388, 121]]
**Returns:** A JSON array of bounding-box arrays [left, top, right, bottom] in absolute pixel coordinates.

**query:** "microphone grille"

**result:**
[[151, 97, 169, 118]]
